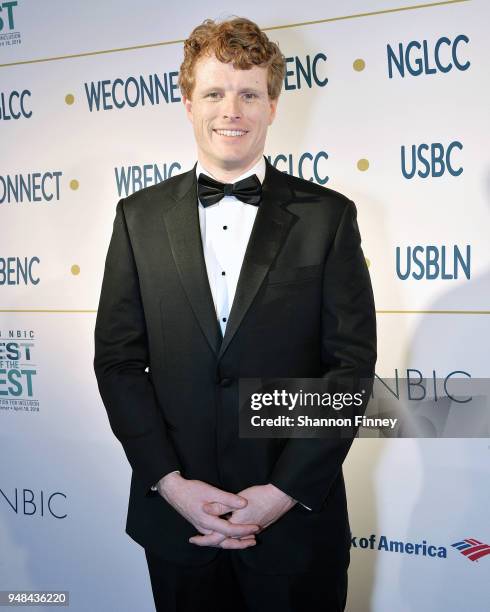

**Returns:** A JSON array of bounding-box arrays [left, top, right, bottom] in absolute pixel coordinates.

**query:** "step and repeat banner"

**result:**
[[1, 0, 489, 610]]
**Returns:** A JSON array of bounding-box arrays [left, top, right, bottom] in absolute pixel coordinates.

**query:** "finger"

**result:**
[[202, 515, 259, 537], [219, 537, 257, 550], [195, 526, 214, 535], [190, 532, 257, 546], [189, 532, 226, 547]]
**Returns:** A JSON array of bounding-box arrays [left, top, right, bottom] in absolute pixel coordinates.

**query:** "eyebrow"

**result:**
[[200, 86, 264, 96]]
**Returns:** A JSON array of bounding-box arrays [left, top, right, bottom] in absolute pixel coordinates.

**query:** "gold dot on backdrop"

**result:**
[[71, 265, 80, 276], [357, 159, 370, 171], [365, 258, 371, 268], [70, 179, 79, 190], [353, 59, 365, 72], [65, 94, 75, 105]]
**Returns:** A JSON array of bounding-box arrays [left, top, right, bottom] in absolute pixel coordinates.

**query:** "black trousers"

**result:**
[[145, 548, 348, 612]]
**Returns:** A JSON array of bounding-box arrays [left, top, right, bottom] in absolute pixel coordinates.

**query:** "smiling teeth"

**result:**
[[215, 130, 247, 136]]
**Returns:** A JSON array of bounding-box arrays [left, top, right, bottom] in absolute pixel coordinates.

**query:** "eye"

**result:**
[[206, 92, 221, 99], [243, 92, 258, 101]]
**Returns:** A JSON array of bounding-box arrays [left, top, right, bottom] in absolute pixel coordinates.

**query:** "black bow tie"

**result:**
[[197, 172, 262, 207]]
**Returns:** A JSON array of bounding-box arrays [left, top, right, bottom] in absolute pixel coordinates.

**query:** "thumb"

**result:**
[[213, 490, 248, 510], [202, 501, 233, 516]]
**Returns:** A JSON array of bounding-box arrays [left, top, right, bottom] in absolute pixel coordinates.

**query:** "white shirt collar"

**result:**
[[196, 155, 266, 186]]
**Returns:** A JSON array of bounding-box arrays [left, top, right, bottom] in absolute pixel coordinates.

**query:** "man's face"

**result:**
[[183, 53, 278, 175]]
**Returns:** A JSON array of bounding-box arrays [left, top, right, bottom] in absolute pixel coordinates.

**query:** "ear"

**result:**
[[182, 95, 193, 124], [268, 96, 279, 125]]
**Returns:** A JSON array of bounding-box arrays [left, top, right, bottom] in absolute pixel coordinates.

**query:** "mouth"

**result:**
[[213, 129, 249, 137]]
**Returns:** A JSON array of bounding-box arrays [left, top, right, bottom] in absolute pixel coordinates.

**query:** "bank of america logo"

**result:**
[[451, 538, 490, 562]]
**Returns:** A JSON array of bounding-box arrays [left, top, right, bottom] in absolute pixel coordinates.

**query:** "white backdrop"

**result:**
[[1, 1, 489, 610]]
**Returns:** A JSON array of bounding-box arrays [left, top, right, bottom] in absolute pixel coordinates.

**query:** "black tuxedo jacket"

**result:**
[[93, 157, 376, 573]]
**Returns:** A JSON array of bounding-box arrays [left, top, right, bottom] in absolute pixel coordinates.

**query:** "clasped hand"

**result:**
[[157, 473, 296, 549]]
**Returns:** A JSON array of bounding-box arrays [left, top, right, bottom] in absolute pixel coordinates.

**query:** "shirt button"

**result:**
[[222, 317, 227, 322]]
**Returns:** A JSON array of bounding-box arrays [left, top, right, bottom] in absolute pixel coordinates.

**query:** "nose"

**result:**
[[222, 94, 241, 120]]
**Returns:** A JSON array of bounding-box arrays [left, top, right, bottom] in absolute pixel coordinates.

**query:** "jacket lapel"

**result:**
[[162, 165, 223, 356], [162, 159, 297, 361]]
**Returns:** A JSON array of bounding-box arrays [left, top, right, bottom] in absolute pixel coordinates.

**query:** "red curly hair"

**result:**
[[178, 17, 286, 100]]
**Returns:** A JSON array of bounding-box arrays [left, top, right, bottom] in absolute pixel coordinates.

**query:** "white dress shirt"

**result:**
[[196, 156, 265, 336]]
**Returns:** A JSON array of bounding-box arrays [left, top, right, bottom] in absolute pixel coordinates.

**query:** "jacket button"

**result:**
[[219, 377, 233, 387]]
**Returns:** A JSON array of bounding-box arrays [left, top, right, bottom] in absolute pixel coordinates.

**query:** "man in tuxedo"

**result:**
[[94, 16, 376, 612]]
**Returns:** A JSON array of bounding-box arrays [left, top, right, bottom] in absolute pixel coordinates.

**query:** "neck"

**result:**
[[198, 153, 263, 183]]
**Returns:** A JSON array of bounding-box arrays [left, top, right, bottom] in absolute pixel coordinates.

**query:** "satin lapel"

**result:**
[[218, 159, 297, 361], [162, 166, 223, 356]]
